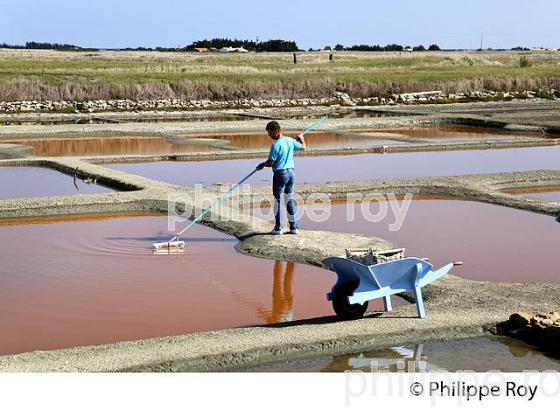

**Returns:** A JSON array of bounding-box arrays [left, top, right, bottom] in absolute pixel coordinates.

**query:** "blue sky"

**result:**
[[1, 0, 559, 49]]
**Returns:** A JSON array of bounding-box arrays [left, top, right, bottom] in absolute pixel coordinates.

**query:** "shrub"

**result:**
[[520, 56, 532, 68], [535, 89, 555, 100], [433, 97, 454, 104]]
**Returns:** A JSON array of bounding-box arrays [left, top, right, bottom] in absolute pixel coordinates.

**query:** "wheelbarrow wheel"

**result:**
[[332, 284, 368, 320]]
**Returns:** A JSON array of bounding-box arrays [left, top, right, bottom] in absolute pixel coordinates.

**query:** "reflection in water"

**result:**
[[72, 172, 79, 191], [243, 336, 560, 372], [320, 344, 431, 372], [187, 132, 403, 150], [0, 166, 114, 199], [208, 261, 297, 325], [6, 135, 214, 157], [256, 261, 294, 323]]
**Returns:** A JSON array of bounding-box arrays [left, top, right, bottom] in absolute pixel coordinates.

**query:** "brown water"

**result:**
[[0, 166, 114, 199], [187, 131, 405, 150], [3, 135, 214, 157], [106, 145, 560, 187], [252, 199, 559, 283], [0, 215, 405, 355], [358, 125, 550, 141], [502, 186, 560, 202], [242, 336, 560, 372]]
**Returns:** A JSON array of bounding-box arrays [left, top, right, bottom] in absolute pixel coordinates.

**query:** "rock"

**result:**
[[546, 312, 560, 322], [333, 91, 350, 99], [509, 311, 532, 327]]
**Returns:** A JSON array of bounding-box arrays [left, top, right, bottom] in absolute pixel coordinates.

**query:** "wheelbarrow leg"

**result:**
[[414, 286, 426, 319], [383, 295, 392, 312]]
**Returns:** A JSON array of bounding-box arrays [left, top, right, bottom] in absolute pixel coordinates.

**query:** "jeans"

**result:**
[[272, 168, 298, 231]]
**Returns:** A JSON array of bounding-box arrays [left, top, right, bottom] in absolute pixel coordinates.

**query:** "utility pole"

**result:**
[[480, 32, 484, 52]]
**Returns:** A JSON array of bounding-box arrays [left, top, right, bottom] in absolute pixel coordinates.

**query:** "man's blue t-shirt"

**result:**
[[268, 136, 302, 172]]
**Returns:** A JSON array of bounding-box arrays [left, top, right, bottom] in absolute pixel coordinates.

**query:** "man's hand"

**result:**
[[296, 133, 306, 150], [257, 159, 275, 170]]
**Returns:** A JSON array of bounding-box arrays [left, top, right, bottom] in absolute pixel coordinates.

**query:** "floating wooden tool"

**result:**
[[152, 243, 186, 255], [152, 241, 186, 251]]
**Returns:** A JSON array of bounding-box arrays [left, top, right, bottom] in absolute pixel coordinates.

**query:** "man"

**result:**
[[256, 121, 306, 235]]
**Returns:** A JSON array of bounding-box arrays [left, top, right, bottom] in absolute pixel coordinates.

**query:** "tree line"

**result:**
[[332, 43, 441, 51], [0, 41, 97, 51], [186, 38, 299, 52], [4, 40, 537, 52]]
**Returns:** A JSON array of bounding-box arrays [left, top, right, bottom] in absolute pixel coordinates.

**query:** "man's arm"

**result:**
[[256, 159, 274, 170], [257, 140, 279, 170]]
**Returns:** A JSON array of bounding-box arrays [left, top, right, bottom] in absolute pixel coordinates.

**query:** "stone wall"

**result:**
[[0, 89, 557, 113]]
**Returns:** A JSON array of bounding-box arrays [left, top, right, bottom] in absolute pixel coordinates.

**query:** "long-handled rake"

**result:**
[[152, 169, 258, 251], [299, 115, 328, 135]]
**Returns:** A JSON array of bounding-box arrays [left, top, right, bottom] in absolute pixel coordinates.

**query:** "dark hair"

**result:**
[[266, 121, 281, 133]]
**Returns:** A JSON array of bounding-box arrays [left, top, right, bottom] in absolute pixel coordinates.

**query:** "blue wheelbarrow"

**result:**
[[322, 248, 462, 320]]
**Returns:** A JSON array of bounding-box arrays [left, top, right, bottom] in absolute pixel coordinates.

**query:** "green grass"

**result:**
[[1, 59, 558, 84], [0, 49, 559, 100]]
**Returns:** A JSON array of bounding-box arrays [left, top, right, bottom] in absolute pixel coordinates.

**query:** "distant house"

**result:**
[[531, 47, 557, 52], [193, 47, 208, 53], [403, 47, 413, 53], [219, 46, 249, 53]]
